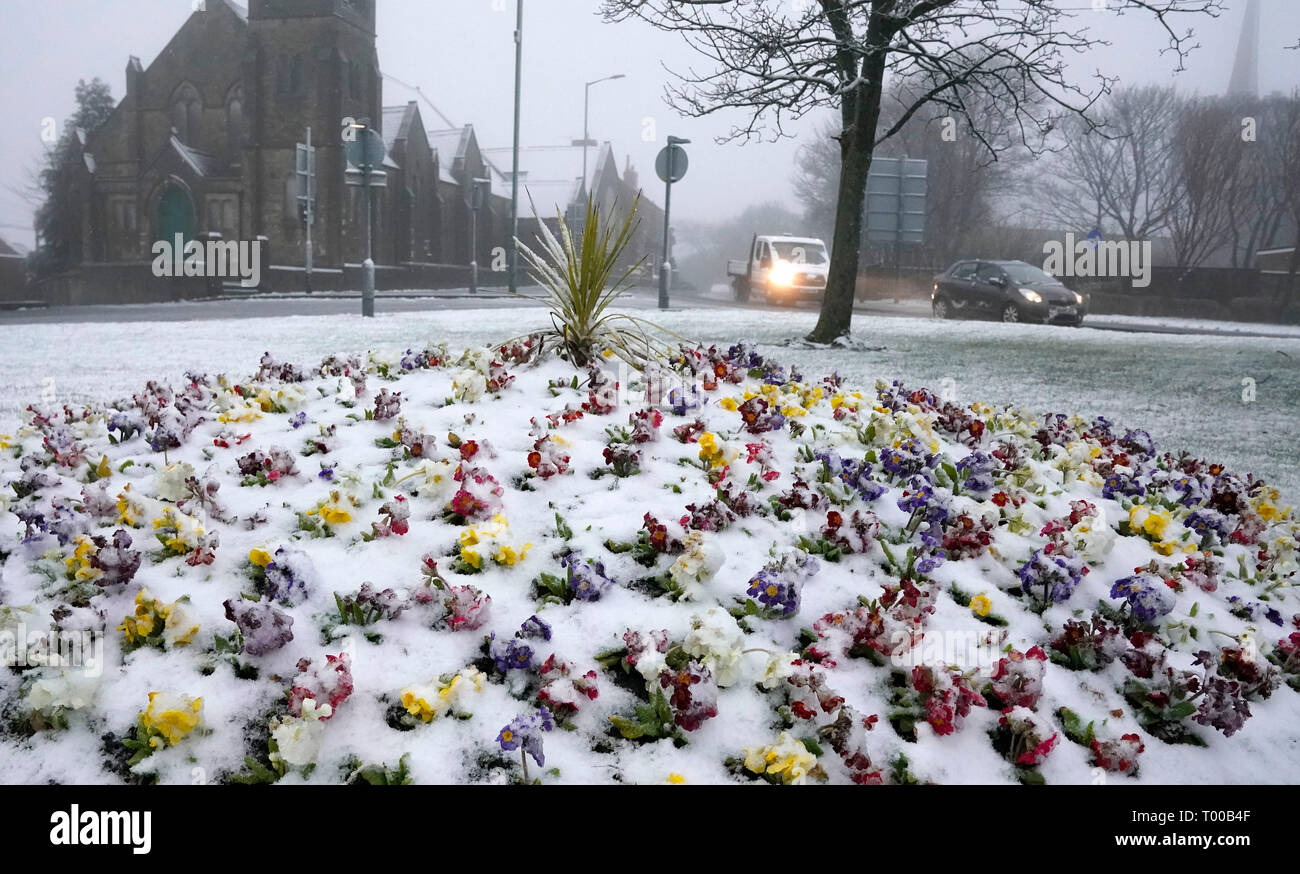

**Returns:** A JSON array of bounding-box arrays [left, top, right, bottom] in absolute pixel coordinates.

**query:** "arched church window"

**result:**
[[227, 84, 245, 154], [170, 83, 202, 145]]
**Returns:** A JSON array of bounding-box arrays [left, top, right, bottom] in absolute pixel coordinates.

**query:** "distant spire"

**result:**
[[1227, 0, 1261, 97]]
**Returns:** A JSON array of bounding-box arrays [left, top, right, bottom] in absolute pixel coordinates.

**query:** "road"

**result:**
[[1, 286, 1298, 340]]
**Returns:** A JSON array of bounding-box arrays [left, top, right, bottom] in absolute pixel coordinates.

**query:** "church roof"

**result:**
[[218, 0, 249, 22], [428, 126, 472, 185], [480, 143, 594, 219], [381, 104, 417, 152], [170, 136, 219, 177]]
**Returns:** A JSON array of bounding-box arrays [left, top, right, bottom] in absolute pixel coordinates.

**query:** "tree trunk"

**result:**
[[807, 141, 873, 343], [807, 65, 886, 344]]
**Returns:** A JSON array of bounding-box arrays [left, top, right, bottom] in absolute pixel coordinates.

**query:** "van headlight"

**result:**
[[1074, 291, 1084, 306], [769, 262, 796, 286], [1017, 288, 1043, 304]]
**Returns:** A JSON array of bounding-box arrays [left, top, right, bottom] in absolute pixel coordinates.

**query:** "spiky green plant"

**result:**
[[514, 194, 672, 369]]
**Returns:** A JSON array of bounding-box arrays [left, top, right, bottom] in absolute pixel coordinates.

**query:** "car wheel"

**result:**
[[932, 296, 950, 320], [1000, 303, 1022, 324], [733, 278, 750, 303]]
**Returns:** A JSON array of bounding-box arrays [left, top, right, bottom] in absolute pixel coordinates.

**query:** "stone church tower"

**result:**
[[244, 0, 382, 267]]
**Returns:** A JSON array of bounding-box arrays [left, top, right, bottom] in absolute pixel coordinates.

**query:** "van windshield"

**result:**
[[771, 242, 828, 265]]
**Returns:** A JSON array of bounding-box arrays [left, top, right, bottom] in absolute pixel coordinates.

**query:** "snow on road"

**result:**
[[3, 305, 1298, 500]]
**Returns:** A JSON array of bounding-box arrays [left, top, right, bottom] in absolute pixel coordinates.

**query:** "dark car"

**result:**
[[931, 259, 1088, 326]]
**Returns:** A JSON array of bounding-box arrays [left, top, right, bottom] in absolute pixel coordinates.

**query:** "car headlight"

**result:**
[[1017, 288, 1043, 304], [769, 262, 796, 286], [1074, 292, 1084, 306]]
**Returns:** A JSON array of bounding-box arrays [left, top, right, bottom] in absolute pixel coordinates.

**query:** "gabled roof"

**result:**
[[381, 103, 419, 152], [427, 126, 473, 184], [480, 143, 591, 218], [218, 0, 248, 22]]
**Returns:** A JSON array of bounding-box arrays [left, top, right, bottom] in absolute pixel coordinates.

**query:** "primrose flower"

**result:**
[[742, 732, 819, 785], [496, 706, 555, 767], [309, 492, 354, 525], [969, 594, 993, 617], [1129, 505, 1173, 542], [25, 670, 99, 718], [139, 692, 203, 749], [683, 608, 747, 687], [668, 530, 724, 599], [401, 667, 486, 722], [1110, 572, 1176, 624]]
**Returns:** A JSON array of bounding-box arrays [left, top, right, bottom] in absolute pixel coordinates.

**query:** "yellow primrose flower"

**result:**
[[1129, 505, 1172, 541], [742, 732, 818, 785], [780, 405, 807, 418], [698, 432, 727, 469], [401, 691, 435, 722], [116, 487, 140, 527], [719, 397, 738, 411], [969, 594, 992, 617], [459, 529, 481, 548], [218, 403, 262, 424], [494, 543, 532, 566], [65, 536, 101, 583], [601, 348, 615, 359], [666, 773, 686, 784], [0, 434, 10, 450], [140, 692, 203, 748], [309, 492, 354, 525], [249, 548, 272, 567], [460, 548, 482, 570], [95, 456, 111, 479], [1257, 503, 1278, 521]]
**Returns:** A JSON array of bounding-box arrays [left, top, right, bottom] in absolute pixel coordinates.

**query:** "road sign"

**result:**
[[295, 140, 316, 227], [346, 126, 387, 171], [865, 156, 928, 245], [655, 144, 689, 184]]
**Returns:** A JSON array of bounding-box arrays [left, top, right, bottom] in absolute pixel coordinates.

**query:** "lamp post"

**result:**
[[508, 0, 524, 295], [579, 74, 625, 191]]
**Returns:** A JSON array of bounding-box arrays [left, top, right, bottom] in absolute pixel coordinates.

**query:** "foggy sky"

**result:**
[[1, 0, 1298, 249]]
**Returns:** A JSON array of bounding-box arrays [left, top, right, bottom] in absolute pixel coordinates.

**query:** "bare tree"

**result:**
[[1166, 98, 1247, 271], [1224, 96, 1290, 268], [1036, 85, 1181, 247], [1268, 92, 1300, 309], [796, 73, 1028, 271], [600, 0, 1221, 342]]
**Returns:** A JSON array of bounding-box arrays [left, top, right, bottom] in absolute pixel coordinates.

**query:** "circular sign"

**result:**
[[346, 127, 387, 170], [655, 144, 688, 183]]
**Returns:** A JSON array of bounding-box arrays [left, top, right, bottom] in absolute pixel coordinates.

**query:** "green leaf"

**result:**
[[1057, 707, 1096, 747]]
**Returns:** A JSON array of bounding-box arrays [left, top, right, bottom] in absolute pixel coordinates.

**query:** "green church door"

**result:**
[[157, 186, 196, 247]]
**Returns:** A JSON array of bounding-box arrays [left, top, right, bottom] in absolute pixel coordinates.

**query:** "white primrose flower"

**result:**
[[759, 651, 799, 690], [154, 462, 196, 502], [668, 530, 724, 600], [453, 369, 488, 403], [25, 669, 99, 716], [683, 607, 747, 687], [269, 715, 324, 769]]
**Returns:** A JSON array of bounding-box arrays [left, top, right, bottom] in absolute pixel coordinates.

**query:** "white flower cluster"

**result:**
[[668, 530, 723, 600]]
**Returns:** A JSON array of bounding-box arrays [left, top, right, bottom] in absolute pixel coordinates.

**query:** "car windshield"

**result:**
[[1001, 263, 1056, 285], [771, 242, 828, 265]]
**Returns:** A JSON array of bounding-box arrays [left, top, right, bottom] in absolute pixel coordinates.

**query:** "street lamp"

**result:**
[[576, 74, 625, 192], [508, 0, 524, 295]]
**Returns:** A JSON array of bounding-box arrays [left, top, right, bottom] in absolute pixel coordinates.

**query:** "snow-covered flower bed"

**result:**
[[1, 339, 1298, 784]]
